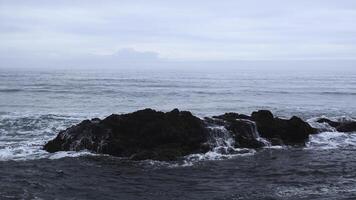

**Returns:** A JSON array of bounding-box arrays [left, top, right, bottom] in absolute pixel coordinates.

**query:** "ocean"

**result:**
[[0, 68, 356, 199]]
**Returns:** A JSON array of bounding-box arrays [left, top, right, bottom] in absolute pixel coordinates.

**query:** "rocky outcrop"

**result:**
[[44, 109, 209, 161], [214, 110, 317, 146], [251, 110, 317, 145], [316, 118, 356, 133], [44, 109, 318, 160]]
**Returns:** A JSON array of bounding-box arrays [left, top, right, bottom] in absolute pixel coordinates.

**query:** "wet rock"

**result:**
[[44, 109, 318, 161], [226, 119, 267, 148], [336, 122, 356, 132], [206, 115, 267, 148], [251, 110, 274, 122], [216, 110, 316, 145], [213, 112, 251, 121], [316, 118, 341, 128], [44, 108, 209, 161], [315, 118, 356, 133], [251, 110, 317, 145]]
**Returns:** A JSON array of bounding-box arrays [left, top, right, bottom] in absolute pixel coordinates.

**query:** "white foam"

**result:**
[[306, 116, 356, 150], [185, 148, 256, 162], [0, 142, 94, 161], [307, 116, 356, 132], [264, 145, 284, 149], [178, 125, 258, 163], [0, 113, 92, 161], [307, 117, 337, 132], [48, 150, 94, 160], [306, 131, 356, 150], [276, 183, 356, 198]]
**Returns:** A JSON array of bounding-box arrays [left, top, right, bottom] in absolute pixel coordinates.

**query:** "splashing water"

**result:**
[[306, 116, 356, 150], [0, 113, 94, 161], [307, 132, 356, 150], [185, 125, 256, 162], [238, 119, 272, 146]]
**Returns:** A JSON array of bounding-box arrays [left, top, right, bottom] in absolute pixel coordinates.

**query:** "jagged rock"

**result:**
[[206, 115, 267, 148], [215, 110, 317, 145], [213, 113, 251, 121], [44, 109, 318, 161], [251, 110, 317, 145], [226, 119, 267, 148], [212, 113, 267, 148], [316, 118, 356, 133], [44, 108, 209, 161]]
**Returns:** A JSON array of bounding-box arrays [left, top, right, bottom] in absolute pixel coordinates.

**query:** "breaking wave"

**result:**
[[306, 116, 356, 149], [306, 131, 356, 150], [0, 113, 85, 161]]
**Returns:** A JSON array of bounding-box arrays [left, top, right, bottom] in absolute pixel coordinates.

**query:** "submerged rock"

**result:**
[[44, 109, 209, 161], [316, 118, 356, 133], [44, 109, 318, 160]]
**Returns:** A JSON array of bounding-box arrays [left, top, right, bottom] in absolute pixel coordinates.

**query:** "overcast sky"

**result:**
[[1, 0, 356, 69]]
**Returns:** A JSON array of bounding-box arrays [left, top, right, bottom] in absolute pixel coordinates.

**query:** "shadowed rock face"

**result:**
[[44, 109, 318, 160]]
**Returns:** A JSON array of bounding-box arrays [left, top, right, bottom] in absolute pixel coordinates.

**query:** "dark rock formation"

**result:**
[[226, 119, 267, 148], [316, 118, 356, 133], [208, 115, 266, 148], [213, 112, 251, 121], [44, 109, 209, 161], [316, 118, 341, 128], [337, 122, 356, 132], [44, 109, 318, 160], [214, 110, 317, 145], [251, 110, 317, 145]]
